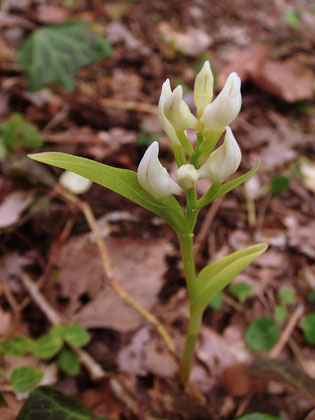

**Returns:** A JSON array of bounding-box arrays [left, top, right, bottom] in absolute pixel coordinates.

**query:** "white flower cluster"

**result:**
[[137, 61, 242, 199]]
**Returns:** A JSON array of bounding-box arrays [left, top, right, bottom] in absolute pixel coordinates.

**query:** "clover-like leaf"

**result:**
[[28, 152, 186, 233], [15, 21, 112, 91]]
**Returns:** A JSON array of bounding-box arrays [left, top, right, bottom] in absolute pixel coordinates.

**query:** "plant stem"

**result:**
[[178, 232, 197, 300], [179, 308, 203, 383]]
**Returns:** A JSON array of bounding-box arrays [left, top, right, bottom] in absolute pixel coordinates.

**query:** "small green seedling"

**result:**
[[1, 324, 90, 392], [29, 61, 267, 383]]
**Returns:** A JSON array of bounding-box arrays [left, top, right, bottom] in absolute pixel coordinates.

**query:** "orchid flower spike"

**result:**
[[163, 85, 199, 132], [158, 79, 181, 146], [200, 72, 241, 133], [194, 60, 214, 118], [137, 141, 183, 199], [198, 127, 241, 183]]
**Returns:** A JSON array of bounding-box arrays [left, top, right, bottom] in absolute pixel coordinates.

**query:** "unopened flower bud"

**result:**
[[163, 85, 199, 132], [176, 164, 199, 190], [198, 127, 241, 183], [158, 79, 181, 146], [200, 72, 241, 132], [137, 141, 183, 198], [194, 61, 214, 117]]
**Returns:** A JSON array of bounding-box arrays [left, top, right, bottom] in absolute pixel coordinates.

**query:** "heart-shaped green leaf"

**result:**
[[192, 243, 268, 312], [28, 152, 186, 233]]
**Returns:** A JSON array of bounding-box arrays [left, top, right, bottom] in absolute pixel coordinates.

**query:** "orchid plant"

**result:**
[[29, 61, 267, 383]]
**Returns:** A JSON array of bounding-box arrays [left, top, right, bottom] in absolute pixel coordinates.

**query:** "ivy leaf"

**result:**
[[11, 367, 44, 393], [245, 318, 280, 352], [33, 333, 63, 360], [63, 324, 90, 347], [28, 152, 186, 233], [1, 113, 43, 151], [58, 350, 81, 376], [17, 386, 92, 419], [192, 243, 267, 312], [15, 21, 112, 91]]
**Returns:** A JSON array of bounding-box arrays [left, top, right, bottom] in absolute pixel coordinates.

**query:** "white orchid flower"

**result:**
[[194, 60, 214, 117], [137, 141, 183, 198]]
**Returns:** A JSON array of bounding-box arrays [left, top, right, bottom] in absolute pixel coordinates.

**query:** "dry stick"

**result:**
[[269, 304, 304, 359], [20, 274, 160, 420], [193, 196, 224, 263], [55, 185, 177, 357]]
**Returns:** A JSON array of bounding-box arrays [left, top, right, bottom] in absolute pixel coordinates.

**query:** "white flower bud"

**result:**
[[194, 61, 214, 117], [198, 127, 241, 183], [137, 141, 183, 198], [158, 79, 181, 146], [200, 72, 241, 132], [176, 164, 199, 190], [163, 85, 199, 132]]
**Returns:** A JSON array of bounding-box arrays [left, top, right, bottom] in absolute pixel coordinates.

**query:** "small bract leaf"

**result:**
[[28, 152, 186, 233], [58, 349, 81, 376], [1, 336, 35, 356], [17, 386, 92, 419], [33, 333, 63, 359], [228, 282, 253, 303], [302, 312, 315, 345], [15, 21, 112, 91], [63, 324, 90, 347], [245, 318, 280, 352], [11, 367, 44, 393]]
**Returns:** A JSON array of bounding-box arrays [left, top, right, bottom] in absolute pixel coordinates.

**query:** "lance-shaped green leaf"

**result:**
[[28, 152, 186, 233], [191, 243, 268, 312]]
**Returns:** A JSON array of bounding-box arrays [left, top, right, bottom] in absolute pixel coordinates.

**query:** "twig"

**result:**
[[269, 304, 304, 359], [55, 185, 177, 357], [194, 196, 224, 263], [99, 98, 157, 114]]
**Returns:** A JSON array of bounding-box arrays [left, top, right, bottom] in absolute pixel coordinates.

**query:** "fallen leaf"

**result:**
[[0, 190, 34, 228], [301, 161, 315, 193], [0, 393, 23, 420], [56, 233, 172, 332], [252, 59, 315, 102], [159, 22, 212, 57]]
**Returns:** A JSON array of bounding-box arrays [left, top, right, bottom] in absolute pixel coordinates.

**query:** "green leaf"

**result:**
[[15, 21, 112, 91], [270, 175, 290, 195], [11, 367, 44, 393], [207, 291, 223, 311], [33, 333, 63, 360], [1, 336, 35, 356], [17, 386, 92, 419], [63, 324, 90, 347], [192, 243, 268, 312], [1, 113, 43, 151], [58, 349, 81, 376], [273, 305, 288, 324], [28, 152, 186, 233], [307, 291, 315, 303], [228, 282, 253, 303], [212, 161, 260, 202], [278, 287, 295, 305], [283, 10, 300, 29], [245, 318, 280, 352], [237, 413, 283, 420], [301, 312, 315, 345]]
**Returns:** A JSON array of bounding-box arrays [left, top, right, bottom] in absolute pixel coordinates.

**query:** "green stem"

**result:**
[[177, 131, 194, 156], [179, 308, 203, 383], [196, 182, 221, 209], [173, 144, 187, 167], [178, 232, 197, 299]]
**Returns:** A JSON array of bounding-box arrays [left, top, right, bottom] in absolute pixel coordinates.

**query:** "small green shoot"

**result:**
[[270, 174, 290, 195], [273, 305, 288, 324], [301, 312, 315, 345], [245, 318, 280, 352], [207, 291, 223, 311], [278, 287, 295, 305], [228, 282, 253, 303]]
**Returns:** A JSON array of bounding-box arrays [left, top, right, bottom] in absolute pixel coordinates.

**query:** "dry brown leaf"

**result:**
[[0, 393, 23, 420], [252, 59, 314, 102], [59, 235, 172, 332], [0, 190, 34, 228]]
